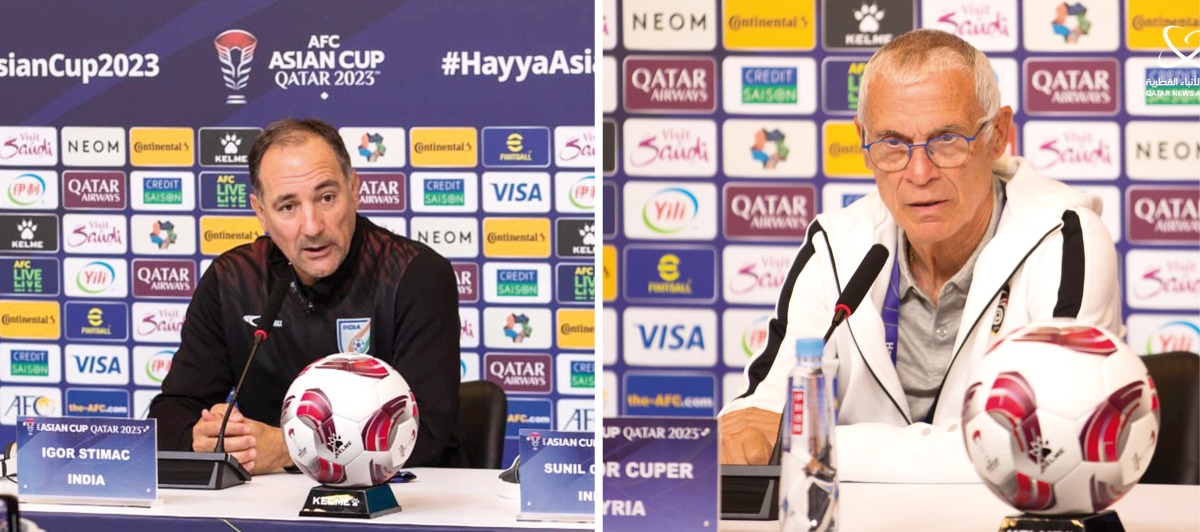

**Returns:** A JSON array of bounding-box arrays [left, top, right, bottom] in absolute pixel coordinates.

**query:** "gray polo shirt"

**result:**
[[895, 178, 1003, 423]]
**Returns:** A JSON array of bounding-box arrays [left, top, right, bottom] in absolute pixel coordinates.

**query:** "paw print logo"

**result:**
[[579, 222, 595, 246], [854, 2, 885, 34], [220, 133, 241, 155], [17, 219, 37, 240]]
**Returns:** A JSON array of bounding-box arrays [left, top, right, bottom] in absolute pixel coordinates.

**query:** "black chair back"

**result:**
[[457, 380, 508, 469], [1141, 351, 1199, 485]]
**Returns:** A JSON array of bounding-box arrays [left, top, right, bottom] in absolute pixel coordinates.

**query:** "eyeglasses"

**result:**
[[860, 121, 990, 172]]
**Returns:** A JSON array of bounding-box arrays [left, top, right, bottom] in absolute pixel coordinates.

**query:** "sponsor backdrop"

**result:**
[[0, 0, 595, 464], [602, 0, 1200, 419]]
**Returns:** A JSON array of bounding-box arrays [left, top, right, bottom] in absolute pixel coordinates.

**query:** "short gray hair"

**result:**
[[857, 29, 1000, 139]]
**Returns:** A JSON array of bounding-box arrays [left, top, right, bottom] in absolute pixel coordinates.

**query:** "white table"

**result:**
[[721, 482, 1200, 531], [2, 468, 591, 530]]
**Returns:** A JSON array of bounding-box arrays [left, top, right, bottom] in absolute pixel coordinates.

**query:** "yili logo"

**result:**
[[6, 172, 45, 206], [569, 175, 595, 210], [145, 350, 174, 384], [643, 187, 699, 234], [742, 315, 770, 357], [1149, 320, 1200, 354], [76, 261, 116, 295], [423, 178, 465, 207]]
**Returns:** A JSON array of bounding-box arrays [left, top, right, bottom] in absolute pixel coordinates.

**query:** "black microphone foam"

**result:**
[[254, 278, 290, 340], [834, 243, 889, 314]]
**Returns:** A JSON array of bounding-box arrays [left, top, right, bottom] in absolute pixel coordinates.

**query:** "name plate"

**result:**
[[603, 417, 718, 530], [16, 416, 157, 506], [516, 429, 595, 522]]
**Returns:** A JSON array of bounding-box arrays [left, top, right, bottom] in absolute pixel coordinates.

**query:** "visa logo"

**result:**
[[637, 324, 706, 350], [490, 182, 543, 202], [73, 355, 122, 374]]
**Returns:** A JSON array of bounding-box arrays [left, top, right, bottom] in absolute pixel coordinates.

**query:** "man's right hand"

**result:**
[[193, 404, 256, 473], [719, 407, 781, 465]]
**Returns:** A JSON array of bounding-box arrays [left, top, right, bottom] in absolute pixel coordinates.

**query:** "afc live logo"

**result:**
[[622, 307, 717, 367]]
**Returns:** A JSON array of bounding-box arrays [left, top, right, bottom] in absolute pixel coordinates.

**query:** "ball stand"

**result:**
[[1000, 510, 1124, 532], [299, 484, 402, 519]]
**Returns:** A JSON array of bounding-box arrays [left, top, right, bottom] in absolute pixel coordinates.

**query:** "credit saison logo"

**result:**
[[498, 269, 538, 297], [742, 66, 797, 104], [424, 178, 465, 206], [199, 216, 261, 256], [570, 360, 594, 389], [10, 348, 50, 378], [63, 171, 125, 209]]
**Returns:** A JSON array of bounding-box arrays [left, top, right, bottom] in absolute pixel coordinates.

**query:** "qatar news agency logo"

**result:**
[[215, 30, 257, 105]]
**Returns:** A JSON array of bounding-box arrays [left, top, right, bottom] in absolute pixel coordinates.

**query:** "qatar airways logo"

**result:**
[[1126, 250, 1199, 310], [132, 302, 187, 343], [623, 57, 716, 113], [1128, 187, 1199, 244], [1024, 59, 1119, 115], [623, 118, 717, 177], [926, 1, 1016, 51], [1022, 122, 1119, 179]]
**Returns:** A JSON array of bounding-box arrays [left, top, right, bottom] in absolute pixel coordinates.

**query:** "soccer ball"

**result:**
[[280, 353, 419, 488], [961, 320, 1159, 515]]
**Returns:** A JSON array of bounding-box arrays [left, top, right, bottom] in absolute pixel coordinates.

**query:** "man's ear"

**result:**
[[854, 115, 871, 169], [990, 105, 1014, 159]]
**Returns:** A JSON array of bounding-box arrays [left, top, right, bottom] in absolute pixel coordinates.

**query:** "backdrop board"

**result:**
[[601, 0, 1200, 419], [0, 0, 596, 466]]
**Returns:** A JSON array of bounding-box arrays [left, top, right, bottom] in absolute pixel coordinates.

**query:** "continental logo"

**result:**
[[199, 216, 261, 256], [1126, 4, 1200, 51], [0, 300, 60, 340], [129, 127, 194, 167], [723, 0, 815, 50], [603, 244, 617, 302], [556, 309, 595, 349], [409, 127, 477, 168], [483, 217, 550, 258], [823, 121, 871, 177]]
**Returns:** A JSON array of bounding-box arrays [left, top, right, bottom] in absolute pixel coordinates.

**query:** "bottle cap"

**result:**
[[794, 338, 823, 359]]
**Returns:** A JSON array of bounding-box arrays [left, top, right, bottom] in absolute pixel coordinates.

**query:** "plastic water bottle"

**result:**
[[780, 338, 838, 531]]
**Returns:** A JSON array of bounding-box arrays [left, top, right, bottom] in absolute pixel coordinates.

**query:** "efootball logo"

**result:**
[[214, 30, 257, 105]]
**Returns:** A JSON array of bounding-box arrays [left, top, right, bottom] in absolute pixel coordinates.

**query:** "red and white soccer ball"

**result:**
[[961, 320, 1159, 515], [280, 353, 419, 488]]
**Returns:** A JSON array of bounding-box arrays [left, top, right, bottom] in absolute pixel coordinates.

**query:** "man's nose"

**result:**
[[903, 146, 938, 186], [301, 205, 323, 237]]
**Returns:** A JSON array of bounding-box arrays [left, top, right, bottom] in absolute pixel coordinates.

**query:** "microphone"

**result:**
[[822, 244, 889, 342], [771, 244, 889, 456], [157, 278, 289, 490], [215, 278, 289, 453]]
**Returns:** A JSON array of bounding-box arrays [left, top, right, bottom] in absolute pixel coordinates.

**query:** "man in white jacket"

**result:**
[[718, 29, 1122, 482]]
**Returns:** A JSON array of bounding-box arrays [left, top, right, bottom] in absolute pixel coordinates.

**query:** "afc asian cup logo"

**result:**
[[527, 431, 543, 451], [214, 29, 257, 105], [23, 417, 36, 436]]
